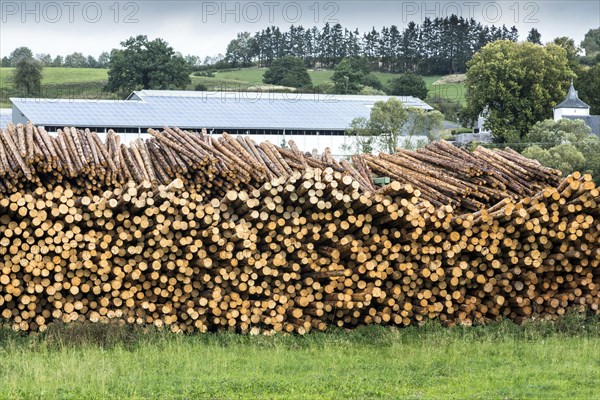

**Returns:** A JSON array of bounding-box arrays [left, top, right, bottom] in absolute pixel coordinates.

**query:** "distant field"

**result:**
[[0, 317, 598, 399], [191, 68, 334, 91], [204, 68, 465, 103], [0, 66, 465, 109], [0, 67, 108, 86], [0, 67, 113, 108]]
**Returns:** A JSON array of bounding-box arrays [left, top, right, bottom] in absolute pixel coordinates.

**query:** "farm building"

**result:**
[[8, 91, 434, 155]]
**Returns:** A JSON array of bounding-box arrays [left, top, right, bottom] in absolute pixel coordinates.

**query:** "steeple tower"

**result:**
[[554, 81, 590, 120]]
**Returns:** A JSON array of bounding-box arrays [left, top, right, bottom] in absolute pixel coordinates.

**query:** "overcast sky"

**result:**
[[1, 1, 599, 58]]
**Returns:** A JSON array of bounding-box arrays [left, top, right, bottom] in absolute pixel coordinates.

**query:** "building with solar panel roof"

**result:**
[[9, 90, 434, 155]]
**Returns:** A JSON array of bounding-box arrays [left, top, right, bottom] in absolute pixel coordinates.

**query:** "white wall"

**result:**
[[77, 132, 350, 155], [109, 132, 428, 158], [219, 133, 429, 157], [34, 128, 428, 158], [238, 134, 348, 157], [477, 115, 490, 133], [554, 107, 590, 121]]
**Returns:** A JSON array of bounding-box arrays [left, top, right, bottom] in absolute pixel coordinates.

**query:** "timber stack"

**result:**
[[362, 141, 561, 211], [0, 123, 597, 334], [0, 123, 560, 212]]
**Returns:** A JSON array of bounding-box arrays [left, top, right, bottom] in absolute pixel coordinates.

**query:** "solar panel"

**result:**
[[135, 90, 434, 109], [10, 91, 433, 131]]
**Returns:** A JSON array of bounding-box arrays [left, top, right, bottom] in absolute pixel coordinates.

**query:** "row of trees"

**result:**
[[227, 17, 519, 74], [1, 47, 217, 70], [5, 26, 597, 77], [6, 36, 193, 96], [1, 47, 111, 69]]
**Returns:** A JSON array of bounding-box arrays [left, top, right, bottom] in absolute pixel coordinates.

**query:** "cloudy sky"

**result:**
[[1, 1, 599, 58]]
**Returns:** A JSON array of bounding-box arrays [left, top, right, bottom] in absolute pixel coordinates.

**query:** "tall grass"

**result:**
[[0, 315, 598, 399]]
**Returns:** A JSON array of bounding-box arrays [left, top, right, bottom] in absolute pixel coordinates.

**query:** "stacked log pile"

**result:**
[[0, 124, 374, 201], [363, 141, 562, 211], [0, 139, 597, 333], [0, 124, 561, 213]]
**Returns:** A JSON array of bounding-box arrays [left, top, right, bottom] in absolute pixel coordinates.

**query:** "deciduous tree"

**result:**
[[331, 57, 372, 94], [342, 117, 376, 155], [464, 40, 573, 141], [387, 73, 428, 99], [64, 52, 88, 68], [262, 56, 311, 88], [370, 98, 409, 153], [520, 119, 600, 182], [9, 47, 33, 64], [576, 64, 600, 114], [225, 32, 257, 67], [106, 35, 191, 94], [581, 28, 600, 55], [13, 57, 43, 95]]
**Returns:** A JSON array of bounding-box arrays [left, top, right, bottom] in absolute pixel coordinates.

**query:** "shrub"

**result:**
[[387, 73, 428, 99], [263, 56, 312, 88]]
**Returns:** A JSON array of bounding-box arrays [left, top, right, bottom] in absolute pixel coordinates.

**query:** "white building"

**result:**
[[8, 91, 434, 156], [553, 82, 599, 136], [553, 82, 591, 120]]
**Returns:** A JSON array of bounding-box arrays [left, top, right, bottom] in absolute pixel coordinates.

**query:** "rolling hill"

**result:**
[[0, 67, 466, 109]]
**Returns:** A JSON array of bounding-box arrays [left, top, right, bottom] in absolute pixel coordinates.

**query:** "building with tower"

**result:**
[[553, 82, 599, 136]]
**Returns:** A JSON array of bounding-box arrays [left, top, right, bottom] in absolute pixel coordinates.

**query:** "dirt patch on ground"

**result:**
[[434, 74, 466, 85], [247, 85, 297, 92]]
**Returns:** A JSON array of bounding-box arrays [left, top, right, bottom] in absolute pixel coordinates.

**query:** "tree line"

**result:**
[[4, 25, 598, 76], [225, 16, 519, 74], [1, 47, 111, 69]]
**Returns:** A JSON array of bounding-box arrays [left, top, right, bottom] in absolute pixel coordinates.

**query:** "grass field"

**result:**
[[0, 67, 108, 87], [0, 316, 599, 399], [1, 67, 465, 109], [203, 68, 465, 103], [0, 67, 113, 108]]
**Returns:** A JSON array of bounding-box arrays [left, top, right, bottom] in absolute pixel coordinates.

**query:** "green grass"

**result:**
[[212, 67, 269, 84], [425, 76, 466, 105], [1, 67, 107, 87], [0, 66, 465, 109], [41, 67, 107, 84], [210, 67, 330, 85], [208, 68, 465, 103], [0, 67, 113, 108], [0, 315, 599, 399], [190, 75, 255, 91], [195, 68, 336, 89]]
